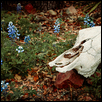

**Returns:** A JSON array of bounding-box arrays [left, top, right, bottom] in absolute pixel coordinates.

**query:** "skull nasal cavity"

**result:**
[[72, 45, 82, 52], [64, 54, 71, 58]]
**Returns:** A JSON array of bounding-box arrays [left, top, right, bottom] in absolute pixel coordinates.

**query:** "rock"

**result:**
[[25, 3, 33, 13], [66, 6, 77, 15], [65, 6, 78, 22], [48, 10, 57, 16], [54, 70, 84, 88], [39, 12, 44, 16], [25, 3, 36, 14]]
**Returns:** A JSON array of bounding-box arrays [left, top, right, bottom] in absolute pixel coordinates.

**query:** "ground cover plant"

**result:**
[[1, 1, 101, 101]]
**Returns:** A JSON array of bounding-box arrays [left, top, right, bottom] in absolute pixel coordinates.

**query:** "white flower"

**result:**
[[16, 46, 24, 53]]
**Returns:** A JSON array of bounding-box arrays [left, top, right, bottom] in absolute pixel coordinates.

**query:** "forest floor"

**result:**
[[1, 1, 101, 101]]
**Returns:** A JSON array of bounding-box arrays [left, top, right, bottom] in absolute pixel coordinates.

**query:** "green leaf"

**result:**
[[88, 1, 101, 14], [52, 66, 56, 71]]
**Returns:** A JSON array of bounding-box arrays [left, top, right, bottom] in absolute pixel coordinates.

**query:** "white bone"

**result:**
[[49, 26, 101, 78]]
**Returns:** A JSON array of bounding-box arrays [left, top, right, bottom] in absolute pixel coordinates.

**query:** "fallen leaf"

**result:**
[[52, 76, 56, 82], [53, 87, 57, 92], [26, 74, 34, 82], [43, 85, 47, 90], [33, 75, 39, 82], [33, 94, 36, 97], [14, 74, 22, 82], [43, 90, 47, 95]]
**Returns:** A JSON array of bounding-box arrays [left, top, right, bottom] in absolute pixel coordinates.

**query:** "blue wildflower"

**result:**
[[17, 3, 21, 13], [84, 14, 90, 21], [24, 35, 30, 43], [54, 24, 60, 33], [89, 21, 95, 27], [54, 18, 60, 33], [84, 14, 95, 27], [16, 46, 24, 53], [1, 59, 3, 65], [1, 80, 9, 92], [7, 21, 20, 39]]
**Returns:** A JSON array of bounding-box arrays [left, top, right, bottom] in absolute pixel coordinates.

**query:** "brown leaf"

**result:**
[[52, 76, 56, 82], [14, 74, 22, 82], [43, 85, 47, 90], [33, 75, 39, 82], [43, 90, 47, 95]]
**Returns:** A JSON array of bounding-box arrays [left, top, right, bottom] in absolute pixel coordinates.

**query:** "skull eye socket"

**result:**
[[64, 45, 84, 59]]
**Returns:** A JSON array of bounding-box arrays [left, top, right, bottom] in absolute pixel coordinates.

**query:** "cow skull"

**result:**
[[49, 26, 101, 78]]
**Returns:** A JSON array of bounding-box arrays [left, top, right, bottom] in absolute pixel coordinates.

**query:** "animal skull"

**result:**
[[49, 26, 101, 78]]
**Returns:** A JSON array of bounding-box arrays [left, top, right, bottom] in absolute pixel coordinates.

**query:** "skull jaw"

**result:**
[[56, 53, 101, 78]]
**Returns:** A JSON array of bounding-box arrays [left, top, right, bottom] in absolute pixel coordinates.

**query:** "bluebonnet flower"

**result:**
[[1, 59, 3, 65], [54, 24, 60, 33], [1, 80, 9, 92], [17, 3, 21, 13], [7, 21, 20, 39], [16, 46, 24, 53], [54, 18, 60, 33], [89, 21, 95, 27], [24, 35, 30, 43], [84, 14, 95, 27]]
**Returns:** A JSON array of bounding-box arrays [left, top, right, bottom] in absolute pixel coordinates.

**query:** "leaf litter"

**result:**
[[3, 1, 101, 101]]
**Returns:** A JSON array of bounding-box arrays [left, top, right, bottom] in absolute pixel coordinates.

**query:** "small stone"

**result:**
[[66, 6, 77, 15], [39, 12, 44, 16], [48, 10, 57, 16]]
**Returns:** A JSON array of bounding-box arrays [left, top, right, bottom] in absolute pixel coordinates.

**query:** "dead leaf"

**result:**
[[14, 74, 22, 82], [43, 90, 47, 95], [43, 85, 47, 90], [52, 76, 56, 82], [33, 75, 39, 82], [26, 74, 34, 82]]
